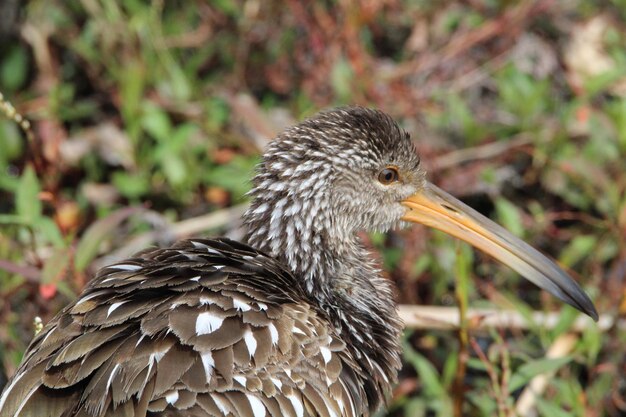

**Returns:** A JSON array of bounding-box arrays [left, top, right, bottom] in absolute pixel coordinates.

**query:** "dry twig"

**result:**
[[399, 305, 613, 331], [93, 204, 248, 269]]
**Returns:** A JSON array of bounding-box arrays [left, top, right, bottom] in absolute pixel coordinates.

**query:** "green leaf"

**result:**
[[382, 247, 402, 270], [581, 322, 602, 365], [0, 119, 24, 169], [558, 235, 597, 268], [331, 57, 354, 103], [551, 304, 579, 337], [120, 61, 145, 136], [509, 356, 572, 392], [410, 254, 431, 277], [441, 351, 458, 388], [1, 45, 29, 91], [74, 207, 142, 272], [403, 398, 426, 417], [161, 154, 187, 186], [166, 65, 192, 102], [535, 396, 573, 417], [141, 105, 171, 142], [203, 156, 258, 201], [466, 391, 498, 416], [402, 340, 446, 398], [204, 97, 230, 131], [494, 197, 524, 238], [112, 171, 150, 199], [34, 217, 65, 248], [41, 248, 71, 285], [16, 166, 42, 224], [466, 357, 489, 372], [583, 66, 626, 97], [0, 214, 23, 224]]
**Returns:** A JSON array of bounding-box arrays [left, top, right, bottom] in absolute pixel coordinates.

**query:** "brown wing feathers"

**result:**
[[0, 238, 363, 417]]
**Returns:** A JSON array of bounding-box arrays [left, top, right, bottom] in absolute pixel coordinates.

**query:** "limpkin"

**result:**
[[0, 107, 597, 417]]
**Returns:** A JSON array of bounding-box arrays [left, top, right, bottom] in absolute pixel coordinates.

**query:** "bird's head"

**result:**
[[244, 106, 598, 321]]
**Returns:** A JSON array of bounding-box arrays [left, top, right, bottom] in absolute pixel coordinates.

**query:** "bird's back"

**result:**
[[0, 238, 365, 417]]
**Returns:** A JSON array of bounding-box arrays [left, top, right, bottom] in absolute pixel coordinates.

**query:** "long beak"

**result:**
[[402, 182, 598, 321]]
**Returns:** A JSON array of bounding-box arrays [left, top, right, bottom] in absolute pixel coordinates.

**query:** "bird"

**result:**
[[0, 107, 597, 417]]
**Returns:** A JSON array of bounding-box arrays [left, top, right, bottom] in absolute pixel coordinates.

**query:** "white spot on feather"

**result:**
[[0, 370, 26, 410], [373, 360, 390, 383], [340, 379, 357, 417], [151, 349, 167, 363], [288, 393, 304, 417], [5, 381, 40, 417], [213, 396, 229, 415], [298, 175, 318, 191], [336, 397, 345, 413], [195, 312, 224, 335], [106, 301, 126, 317], [284, 202, 301, 217], [253, 203, 269, 214], [112, 264, 141, 271], [267, 323, 279, 345], [320, 346, 332, 364], [189, 275, 201, 282], [244, 330, 257, 357], [233, 299, 251, 311], [234, 375, 247, 386], [74, 290, 107, 306], [201, 352, 214, 381], [105, 363, 120, 392], [292, 326, 305, 335], [321, 394, 339, 417], [165, 390, 179, 405], [271, 377, 282, 390], [135, 334, 146, 347], [39, 326, 55, 346], [246, 394, 267, 417]]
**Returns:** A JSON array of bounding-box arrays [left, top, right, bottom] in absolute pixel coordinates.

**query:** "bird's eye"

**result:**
[[378, 167, 400, 185]]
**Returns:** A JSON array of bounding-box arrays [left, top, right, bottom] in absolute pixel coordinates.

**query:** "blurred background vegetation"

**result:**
[[0, 0, 625, 416]]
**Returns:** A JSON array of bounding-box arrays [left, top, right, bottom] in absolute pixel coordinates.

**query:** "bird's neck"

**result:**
[[243, 193, 403, 406]]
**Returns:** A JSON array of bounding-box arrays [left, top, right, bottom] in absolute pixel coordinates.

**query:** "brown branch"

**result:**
[[429, 134, 533, 172], [0, 259, 40, 283]]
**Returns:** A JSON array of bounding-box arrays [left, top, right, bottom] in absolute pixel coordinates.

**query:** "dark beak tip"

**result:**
[[585, 304, 599, 322], [568, 292, 598, 322]]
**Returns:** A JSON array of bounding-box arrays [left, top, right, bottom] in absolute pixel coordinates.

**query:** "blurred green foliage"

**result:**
[[1, 0, 625, 416]]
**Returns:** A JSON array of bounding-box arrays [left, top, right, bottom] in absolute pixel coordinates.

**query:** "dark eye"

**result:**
[[378, 167, 399, 185]]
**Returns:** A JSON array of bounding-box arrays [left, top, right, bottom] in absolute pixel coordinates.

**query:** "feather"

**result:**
[[152, 343, 195, 397], [211, 346, 234, 385], [226, 391, 257, 417], [48, 325, 130, 368], [190, 317, 245, 351], [172, 390, 197, 410], [195, 393, 222, 416], [65, 334, 128, 385], [302, 384, 331, 417], [180, 355, 209, 392]]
